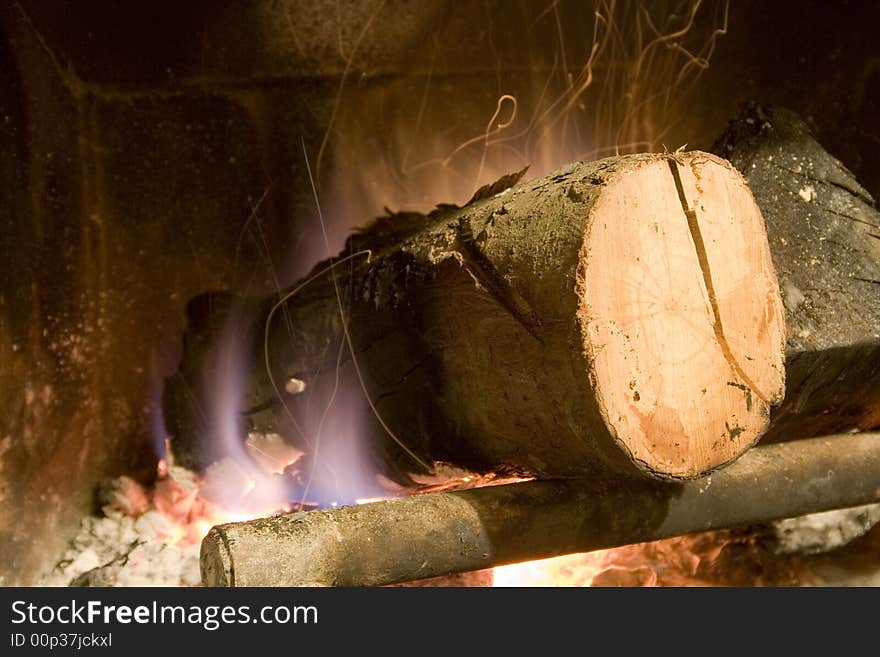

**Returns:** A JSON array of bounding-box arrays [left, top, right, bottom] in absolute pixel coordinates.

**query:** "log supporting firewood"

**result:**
[[712, 104, 880, 441], [200, 431, 880, 587], [164, 151, 785, 482]]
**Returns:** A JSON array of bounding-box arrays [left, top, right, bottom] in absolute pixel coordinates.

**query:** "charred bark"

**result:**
[[712, 104, 880, 441]]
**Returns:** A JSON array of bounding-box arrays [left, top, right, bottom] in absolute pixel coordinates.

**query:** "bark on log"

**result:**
[[712, 104, 880, 441], [164, 151, 785, 482], [200, 431, 880, 587]]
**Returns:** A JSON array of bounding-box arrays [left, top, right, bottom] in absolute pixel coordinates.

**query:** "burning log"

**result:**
[[712, 104, 880, 440], [200, 431, 880, 586], [164, 151, 786, 482]]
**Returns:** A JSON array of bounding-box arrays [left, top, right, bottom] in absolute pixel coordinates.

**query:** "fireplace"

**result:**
[[2, 0, 878, 587]]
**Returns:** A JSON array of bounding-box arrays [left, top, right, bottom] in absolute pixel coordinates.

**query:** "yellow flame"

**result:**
[[494, 552, 610, 587]]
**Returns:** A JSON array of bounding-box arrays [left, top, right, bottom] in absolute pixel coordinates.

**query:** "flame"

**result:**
[[318, 1, 732, 224], [494, 552, 611, 587], [492, 528, 817, 587], [157, 1, 740, 583], [142, 428, 397, 550]]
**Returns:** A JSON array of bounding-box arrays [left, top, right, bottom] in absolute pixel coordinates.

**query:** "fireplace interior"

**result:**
[[1, 0, 879, 587]]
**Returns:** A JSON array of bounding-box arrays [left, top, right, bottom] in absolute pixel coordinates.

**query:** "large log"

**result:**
[[712, 104, 880, 441], [200, 431, 880, 587], [164, 151, 785, 482]]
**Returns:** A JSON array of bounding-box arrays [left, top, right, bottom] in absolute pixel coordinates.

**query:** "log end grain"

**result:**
[[579, 151, 786, 478]]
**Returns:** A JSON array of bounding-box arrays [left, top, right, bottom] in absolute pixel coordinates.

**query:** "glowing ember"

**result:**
[[145, 437, 305, 548], [151, 457, 294, 548], [491, 526, 865, 587], [494, 553, 610, 587]]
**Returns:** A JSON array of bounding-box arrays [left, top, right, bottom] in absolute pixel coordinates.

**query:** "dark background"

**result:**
[[0, 0, 877, 584]]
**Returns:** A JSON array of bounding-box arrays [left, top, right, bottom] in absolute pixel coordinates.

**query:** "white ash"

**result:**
[[284, 377, 306, 395], [770, 503, 880, 555], [39, 474, 202, 587], [797, 185, 817, 203], [781, 280, 807, 314], [39, 433, 310, 588]]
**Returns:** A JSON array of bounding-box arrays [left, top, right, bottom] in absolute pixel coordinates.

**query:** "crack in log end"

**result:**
[[666, 158, 770, 407], [576, 154, 788, 478]]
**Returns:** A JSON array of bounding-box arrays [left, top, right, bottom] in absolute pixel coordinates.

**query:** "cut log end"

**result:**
[[579, 152, 786, 478], [200, 527, 234, 586]]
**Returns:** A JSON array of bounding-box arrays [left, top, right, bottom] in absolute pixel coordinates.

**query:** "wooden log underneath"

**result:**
[[200, 431, 880, 587], [165, 150, 785, 482], [712, 104, 880, 440]]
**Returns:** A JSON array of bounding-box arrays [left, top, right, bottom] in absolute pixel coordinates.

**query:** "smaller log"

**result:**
[[201, 431, 880, 587], [712, 104, 880, 439]]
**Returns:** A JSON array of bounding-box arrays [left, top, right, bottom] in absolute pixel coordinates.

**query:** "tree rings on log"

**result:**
[[580, 152, 785, 477]]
